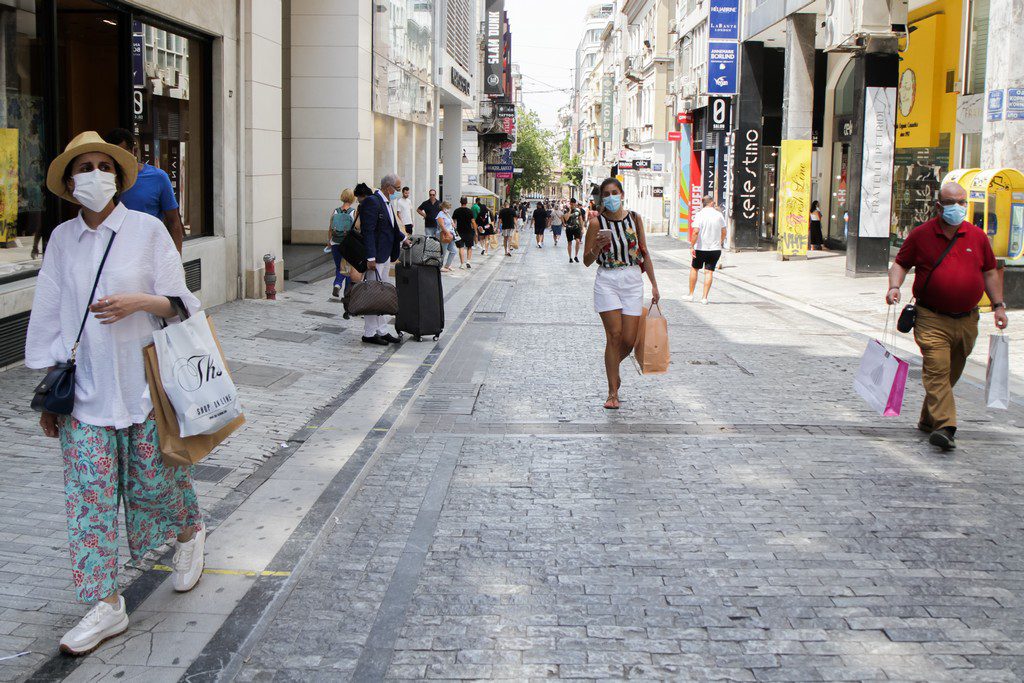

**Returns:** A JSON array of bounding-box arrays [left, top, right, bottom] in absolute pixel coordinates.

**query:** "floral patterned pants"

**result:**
[[59, 416, 203, 602]]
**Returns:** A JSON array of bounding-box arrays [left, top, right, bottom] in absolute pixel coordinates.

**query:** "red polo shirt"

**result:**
[[894, 217, 996, 314]]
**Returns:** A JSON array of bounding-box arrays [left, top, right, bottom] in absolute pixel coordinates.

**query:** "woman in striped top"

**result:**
[[583, 178, 660, 409]]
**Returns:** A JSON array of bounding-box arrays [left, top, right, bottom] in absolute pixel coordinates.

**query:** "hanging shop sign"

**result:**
[[708, 0, 740, 41], [707, 42, 739, 95], [677, 118, 694, 239], [668, 131, 682, 141], [777, 139, 812, 258], [485, 163, 514, 173], [634, 158, 651, 170], [709, 96, 730, 131], [858, 86, 897, 239], [484, 0, 505, 97], [601, 73, 615, 141], [620, 159, 635, 170], [987, 89, 1004, 122], [653, 186, 664, 198], [734, 126, 761, 225]]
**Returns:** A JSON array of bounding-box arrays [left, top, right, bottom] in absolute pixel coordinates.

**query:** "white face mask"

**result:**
[[72, 169, 117, 212]]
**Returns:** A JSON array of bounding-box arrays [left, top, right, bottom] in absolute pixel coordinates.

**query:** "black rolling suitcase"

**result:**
[[395, 263, 444, 341]]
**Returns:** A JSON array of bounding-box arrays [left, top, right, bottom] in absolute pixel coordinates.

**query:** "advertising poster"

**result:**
[[677, 121, 692, 239], [0, 129, 18, 244], [484, 0, 506, 97], [708, 0, 740, 40], [707, 42, 738, 95], [777, 139, 812, 258], [859, 86, 897, 239]]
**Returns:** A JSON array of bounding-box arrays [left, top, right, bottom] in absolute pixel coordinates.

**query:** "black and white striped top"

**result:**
[[596, 211, 642, 268]]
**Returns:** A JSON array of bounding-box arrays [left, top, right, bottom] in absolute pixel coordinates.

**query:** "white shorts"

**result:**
[[594, 265, 644, 316]]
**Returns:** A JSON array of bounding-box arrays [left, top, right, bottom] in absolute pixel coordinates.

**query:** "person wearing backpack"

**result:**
[[328, 188, 357, 298]]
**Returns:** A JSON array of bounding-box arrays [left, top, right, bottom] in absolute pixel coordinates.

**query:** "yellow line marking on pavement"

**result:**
[[151, 564, 291, 577]]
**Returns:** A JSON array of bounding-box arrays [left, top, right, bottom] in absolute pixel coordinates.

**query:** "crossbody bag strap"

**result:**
[[71, 230, 117, 361], [917, 231, 962, 300]]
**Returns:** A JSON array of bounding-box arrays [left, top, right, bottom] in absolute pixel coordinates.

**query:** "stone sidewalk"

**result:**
[[0, 254, 500, 682], [213, 234, 1022, 682]]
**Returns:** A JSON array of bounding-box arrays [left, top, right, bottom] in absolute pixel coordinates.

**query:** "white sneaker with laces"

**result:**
[[59, 596, 129, 655], [171, 526, 205, 592], [701, 297, 709, 305]]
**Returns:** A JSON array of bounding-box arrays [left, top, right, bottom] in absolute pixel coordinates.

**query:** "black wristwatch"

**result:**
[[992, 302, 1006, 310]]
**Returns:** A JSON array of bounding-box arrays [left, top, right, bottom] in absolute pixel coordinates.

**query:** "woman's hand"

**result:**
[[90, 293, 154, 324], [40, 412, 59, 438], [595, 232, 612, 250], [651, 283, 661, 305]]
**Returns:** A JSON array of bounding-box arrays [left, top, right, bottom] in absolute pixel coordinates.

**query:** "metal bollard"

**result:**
[[263, 253, 277, 300]]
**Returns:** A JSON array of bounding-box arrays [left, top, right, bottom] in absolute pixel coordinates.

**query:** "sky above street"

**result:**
[[504, 0, 594, 132]]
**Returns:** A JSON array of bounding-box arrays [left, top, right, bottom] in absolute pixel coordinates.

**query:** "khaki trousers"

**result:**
[[913, 307, 980, 431]]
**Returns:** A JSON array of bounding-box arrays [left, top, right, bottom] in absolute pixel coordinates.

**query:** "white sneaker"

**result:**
[[59, 596, 129, 655], [171, 526, 205, 592], [701, 298, 709, 305]]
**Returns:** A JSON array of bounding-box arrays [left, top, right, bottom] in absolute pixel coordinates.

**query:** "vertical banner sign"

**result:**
[[777, 140, 812, 258], [601, 73, 615, 141], [709, 97, 730, 131], [707, 43, 738, 95], [734, 126, 761, 232], [708, 0, 740, 40], [859, 86, 897, 239], [484, 0, 505, 97], [677, 114, 693, 239], [0, 129, 18, 244]]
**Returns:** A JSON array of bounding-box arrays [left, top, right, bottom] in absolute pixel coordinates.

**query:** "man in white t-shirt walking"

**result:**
[[689, 196, 727, 304], [394, 186, 415, 235]]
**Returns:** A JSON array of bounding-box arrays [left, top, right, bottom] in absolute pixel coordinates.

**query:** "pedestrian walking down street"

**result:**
[[438, 201, 458, 272], [689, 196, 727, 304], [519, 201, 528, 229], [498, 200, 517, 257], [327, 188, 357, 298], [886, 181, 1008, 451], [809, 200, 826, 250], [360, 173, 410, 346], [550, 202, 563, 246], [533, 201, 548, 247], [453, 197, 476, 269], [417, 189, 442, 240], [103, 128, 185, 253], [564, 197, 585, 263], [476, 201, 493, 255], [395, 186, 414, 236], [584, 177, 660, 410], [25, 131, 206, 656]]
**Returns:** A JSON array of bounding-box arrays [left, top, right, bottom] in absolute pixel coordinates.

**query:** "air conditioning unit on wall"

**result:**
[[824, 0, 908, 51]]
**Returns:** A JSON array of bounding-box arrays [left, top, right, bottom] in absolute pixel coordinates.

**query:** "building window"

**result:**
[[965, 0, 990, 95]]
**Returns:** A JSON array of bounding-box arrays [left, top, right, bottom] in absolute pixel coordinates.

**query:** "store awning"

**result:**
[[462, 184, 497, 197]]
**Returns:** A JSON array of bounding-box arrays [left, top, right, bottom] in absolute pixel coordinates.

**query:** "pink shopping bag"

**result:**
[[853, 339, 909, 416]]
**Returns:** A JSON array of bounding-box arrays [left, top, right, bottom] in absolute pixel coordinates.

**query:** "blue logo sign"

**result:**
[[708, 0, 740, 41], [1006, 88, 1024, 121], [707, 42, 738, 95], [485, 164, 513, 173], [987, 89, 1004, 122]]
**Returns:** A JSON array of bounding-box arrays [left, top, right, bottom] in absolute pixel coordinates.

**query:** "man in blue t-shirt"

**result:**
[[104, 128, 185, 253]]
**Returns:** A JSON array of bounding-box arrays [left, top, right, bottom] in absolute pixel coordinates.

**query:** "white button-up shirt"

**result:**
[[25, 203, 200, 429]]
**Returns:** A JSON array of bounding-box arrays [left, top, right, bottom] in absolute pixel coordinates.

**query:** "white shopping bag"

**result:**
[[985, 333, 1010, 410], [853, 339, 909, 416], [153, 311, 243, 437]]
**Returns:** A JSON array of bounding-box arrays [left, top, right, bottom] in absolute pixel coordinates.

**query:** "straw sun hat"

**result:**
[[45, 131, 139, 204]]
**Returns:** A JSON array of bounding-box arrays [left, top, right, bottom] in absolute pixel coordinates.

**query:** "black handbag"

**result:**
[[31, 231, 117, 414], [339, 228, 368, 273], [896, 231, 961, 333]]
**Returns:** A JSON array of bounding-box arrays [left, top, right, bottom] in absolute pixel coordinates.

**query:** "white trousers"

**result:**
[[363, 261, 394, 338]]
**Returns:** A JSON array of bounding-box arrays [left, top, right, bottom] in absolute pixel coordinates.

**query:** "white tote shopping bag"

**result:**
[[153, 311, 243, 437], [853, 339, 909, 416], [986, 333, 1010, 410]]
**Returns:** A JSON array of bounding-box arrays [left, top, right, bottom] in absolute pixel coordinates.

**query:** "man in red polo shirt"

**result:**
[[886, 181, 1009, 451]]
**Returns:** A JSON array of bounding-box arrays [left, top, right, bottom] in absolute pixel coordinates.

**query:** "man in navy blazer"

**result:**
[[359, 172, 409, 345]]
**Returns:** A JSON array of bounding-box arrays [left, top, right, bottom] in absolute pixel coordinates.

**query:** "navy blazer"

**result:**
[[360, 191, 405, 263]]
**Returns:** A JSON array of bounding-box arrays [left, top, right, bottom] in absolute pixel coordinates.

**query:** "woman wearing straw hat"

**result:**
[[24, 132, 205, 656]]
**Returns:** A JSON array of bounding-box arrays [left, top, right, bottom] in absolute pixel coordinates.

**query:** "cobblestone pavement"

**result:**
[[217, 235, 1022, 682], [7, 231, 1024, 682], [0, 256, 497, 682]]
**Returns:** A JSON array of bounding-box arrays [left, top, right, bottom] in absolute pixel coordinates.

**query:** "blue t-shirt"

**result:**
[[119, 163, 178, 218]]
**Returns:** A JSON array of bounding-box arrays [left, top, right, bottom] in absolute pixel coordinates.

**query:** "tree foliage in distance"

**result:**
[[558, 132, 583, 190], [511, 109, 553, 198]]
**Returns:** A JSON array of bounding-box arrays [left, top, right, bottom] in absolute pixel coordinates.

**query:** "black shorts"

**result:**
[[565, 227, 582, 242], [692, 249, 722, 271], [404, 223, 413, 235], [456, 229, 475, 248]]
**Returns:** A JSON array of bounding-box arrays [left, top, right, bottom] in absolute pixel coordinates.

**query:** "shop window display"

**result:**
[[372, 0, 434, 125]]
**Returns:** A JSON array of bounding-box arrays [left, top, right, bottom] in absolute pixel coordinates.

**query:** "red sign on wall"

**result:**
[[668, 131, 682, 141], [677, 112, 693, 124]]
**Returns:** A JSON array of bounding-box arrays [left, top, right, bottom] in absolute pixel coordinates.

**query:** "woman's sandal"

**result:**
[[604, 396, 620, 410]]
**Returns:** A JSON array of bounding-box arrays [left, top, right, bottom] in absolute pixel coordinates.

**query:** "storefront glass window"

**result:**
[[828, 61, 855, 246], [133, 20, 210, 238], [0, 1, 47, 281], [372, 0, 434, 125]]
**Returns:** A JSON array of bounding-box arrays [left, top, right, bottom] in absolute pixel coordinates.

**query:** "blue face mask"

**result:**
[[603, 195, 622, 212], [941, 203, 967, 226], [390, 190, 401, 203]]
